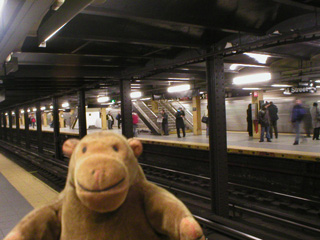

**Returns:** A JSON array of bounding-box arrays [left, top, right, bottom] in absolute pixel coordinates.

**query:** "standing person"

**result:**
[[31, 116, 36, 128], [116, 112, 122, 129], [246, 104, 253, 137], [291, 99, 306, 145], [268, 102, 279, 139], [132, 111, 139, 137], [311, 102, 320, 140], [303, 105, 312, 138], [258, 104, 271, 142], [175, 107, 185, 138], [161, 110, 169, 135], [107, 112, 114, 130]]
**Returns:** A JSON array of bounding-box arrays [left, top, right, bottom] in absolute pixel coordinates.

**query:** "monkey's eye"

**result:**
[[113, 146, 119, 152], [82, 146, 87, 153]]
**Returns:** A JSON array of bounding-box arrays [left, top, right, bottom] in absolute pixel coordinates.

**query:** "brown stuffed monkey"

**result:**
[[4, 132, 205, 240]]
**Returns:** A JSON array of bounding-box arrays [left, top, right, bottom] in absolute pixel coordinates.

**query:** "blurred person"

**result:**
[[291, 99, 306, 145], [303, 105, 312, 138], [175, 107, 186, 138], [246, 104, 253, 137], [311, 102, 320, 140], [268, 102, 279, 139], [116, 112, 122, 129], [161, 109, 169, 135], [258, 104, 271, 142], [107, 112, 114, 129], [132, 111, 139, 137]]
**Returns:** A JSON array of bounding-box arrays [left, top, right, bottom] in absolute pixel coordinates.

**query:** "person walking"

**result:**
[[175, 107, 185, 138], [132, 111, 139, 137], [311, 102, 320, 140], [107, 112, 114, 129], [161, 110, 169, 135], [116, 112, 122, 129], [258, 104, 271, 142], [291, 99, 306, 145], [246, 104, 253, 137], [268, 102, 279, 139]]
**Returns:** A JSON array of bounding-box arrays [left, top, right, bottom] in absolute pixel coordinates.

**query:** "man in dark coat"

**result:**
[[161, 110, 169, 135], [175, 107, 185, 138], [258, 104, 271, 142], [291, 99, 306, 145], [267, 102, 279, 139]]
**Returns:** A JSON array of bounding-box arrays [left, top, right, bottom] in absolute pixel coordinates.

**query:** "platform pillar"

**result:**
[[78, 90, 87, 139], [101, 108, 107, 130], [43, 112, 48, 127], [151, 100, 159, 113], [206, 54, 229, 217], [52, 97, 61, 159], [192, 96, 202, 135], [36, 102, 43, 153], [24, 107, 30, 149], [8, 110, 12, 142], [15, 108, 20, 145], [251, 90, 263, 139], [59, 111, 65, 128], [0, 112, 2, 140], [120, 80, 133, 138]]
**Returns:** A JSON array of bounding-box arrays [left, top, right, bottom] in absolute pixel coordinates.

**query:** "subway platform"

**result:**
[[0, 154, 58, 240]]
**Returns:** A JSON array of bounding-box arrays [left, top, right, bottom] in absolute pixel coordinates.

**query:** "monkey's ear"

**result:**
[[62, 139, 80, 157], [128, 139, 143, 157]]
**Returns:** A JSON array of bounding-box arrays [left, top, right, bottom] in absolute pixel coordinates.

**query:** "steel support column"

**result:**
[[24, 107, 30, 149], [36, 102, 43, 153], [15, 108, 20, 145], [3, 113, 7, 141], [0, 112, 2, 140], [8, 111, 12, 142], [120, 80, 133, 138], [52, 97, 61, 159], [78, 90, 87, 138], [206, 54, 229, 217]]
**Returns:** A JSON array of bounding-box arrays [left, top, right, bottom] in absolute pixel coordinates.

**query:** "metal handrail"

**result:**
[[138, 100, 158, 119]]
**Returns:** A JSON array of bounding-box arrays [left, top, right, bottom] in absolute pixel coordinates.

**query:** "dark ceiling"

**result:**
[[1, 0, 320, 109]]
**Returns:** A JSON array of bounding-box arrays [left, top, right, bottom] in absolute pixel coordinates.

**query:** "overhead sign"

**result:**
[[285, 87, 317, 94]]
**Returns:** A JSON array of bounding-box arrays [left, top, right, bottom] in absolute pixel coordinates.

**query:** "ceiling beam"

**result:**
[[271, 0, 320, 11], [82, 6, 264, 35], [38, 0, 95, 44]]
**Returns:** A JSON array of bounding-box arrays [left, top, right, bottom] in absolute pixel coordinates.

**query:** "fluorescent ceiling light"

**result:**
[[244, 53, 271, 64], [5, 113, 7, 116], [230, 64, 267, 71], [168, 84, 190, 93], [33, 108, 37, 112], [242, 88, 261, 90], [283, 92, 292, 95], [140, 97, 151, 101], [62, 102, 69, 108], [316, 86, 320, 89], [50, 106, 53, 109], [233, 73, 271, 85], [27, 109, 30, 113], [168, 78, 190, 80], [41, 107, 46, 111], [131, 86, 141, 89], [315, 80, 320, 83], [200, 92, 204, 94], [44, 23, 67, 42], [97, 96, 110, 103], [130, 92, 142, 98], [21, 110, 24, 114], [271, 84, 292, 87], [12, 111, 15, 115]]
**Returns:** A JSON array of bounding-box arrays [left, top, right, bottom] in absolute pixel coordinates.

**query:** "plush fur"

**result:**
[[4, 132, 205, 240]]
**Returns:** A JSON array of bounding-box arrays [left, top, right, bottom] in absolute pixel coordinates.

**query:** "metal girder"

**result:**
[[206, 54, 228, 217], [120, 80, 133, 138], [82, 6, 264, 35], [15, 108, 20, 145], [38, 0, 95, 44], [271, 0, 320, 11], [0, 0, 54, 71], [36, 102, 43, 153], [8, 110, 12, 142], [78, 90, 87, 138], [24, 106, 30, 149], [52, 97, 61, 159], [3, 112, 7, 141]]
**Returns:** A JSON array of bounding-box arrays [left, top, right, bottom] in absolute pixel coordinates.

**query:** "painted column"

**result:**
[[192, 96, 202, 135], [78, 90, 87, 138], [251, 90, 263, 139], [120, 80, 133, 138], [59, 111, 65, 128], [151, 100, 159, 113], [101, 108, 107, 130], [43, 112, 48, 127]]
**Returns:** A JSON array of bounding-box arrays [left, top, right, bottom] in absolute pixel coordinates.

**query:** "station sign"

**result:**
[[285, 87, 317, 94]]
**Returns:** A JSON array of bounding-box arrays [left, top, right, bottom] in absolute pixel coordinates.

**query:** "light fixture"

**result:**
[[0, 0, 5, 13], [12, 111, 15, 115], [140, 97, 151, 101], [167, 84, 191, 93], [130, 92, 142, 98], [21, 110, 24, 114], [233, 73, 271, 85], [315, 80, 320, 83], [283, 92, 292, 95], [97, 96, 110, 103], [168, 77, 190, 80], [5, 113, 7, 116], [131, 86, 141, 89], [271, 84, 292, 87], [244, 53, 270, 64], [44, 22, 67, 43], [229, 64, 267, 71], [27, 109, 30, 113], [242, 88, 261, 90], [41, 107, 46, 111], [200, 92, 204, 94], [33, 108, 37, 112], [62, 102, 69, 108], [50, 106, 53, 109]]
